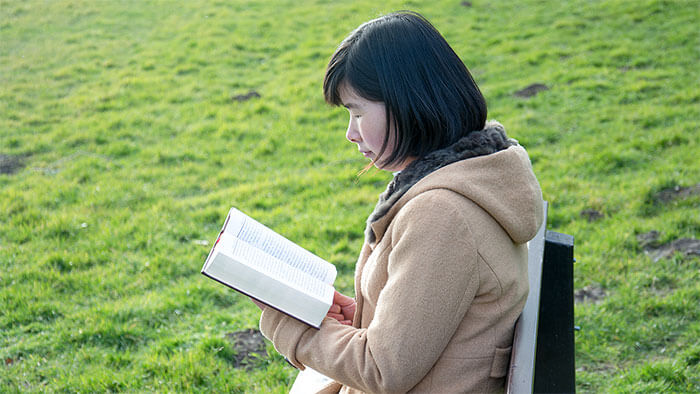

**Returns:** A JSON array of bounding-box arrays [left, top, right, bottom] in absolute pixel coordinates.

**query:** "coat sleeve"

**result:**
[[260, 190, 480, 393]]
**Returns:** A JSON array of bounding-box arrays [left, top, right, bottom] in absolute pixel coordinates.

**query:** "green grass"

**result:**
[[1, 0, 698, 392]]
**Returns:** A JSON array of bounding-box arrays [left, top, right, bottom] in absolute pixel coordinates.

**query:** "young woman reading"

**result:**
[[252, 11, 544, 393]]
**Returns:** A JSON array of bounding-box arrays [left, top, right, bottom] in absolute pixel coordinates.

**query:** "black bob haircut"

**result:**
[[324, 11, 487, 168]]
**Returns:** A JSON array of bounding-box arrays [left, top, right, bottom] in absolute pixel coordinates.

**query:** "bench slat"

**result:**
[[506, 201, 548, 394]]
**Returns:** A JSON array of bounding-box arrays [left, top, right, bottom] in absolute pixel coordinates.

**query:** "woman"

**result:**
[[256, 11, 543, 393]]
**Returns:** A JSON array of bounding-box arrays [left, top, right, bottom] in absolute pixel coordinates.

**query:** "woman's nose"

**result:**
[[346, 118, 361, 143]]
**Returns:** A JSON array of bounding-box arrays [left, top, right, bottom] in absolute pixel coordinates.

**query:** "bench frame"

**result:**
[[507, 202, 575, 394]]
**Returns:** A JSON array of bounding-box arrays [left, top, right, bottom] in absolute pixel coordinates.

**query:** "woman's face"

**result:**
[[339, 85, 410, 172]]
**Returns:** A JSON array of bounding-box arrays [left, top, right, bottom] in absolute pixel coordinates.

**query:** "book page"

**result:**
[[217, 233, 333, 301], [204, 234, 334, 327], [224, 208, 336, 284], [290, 368, 334, 394]]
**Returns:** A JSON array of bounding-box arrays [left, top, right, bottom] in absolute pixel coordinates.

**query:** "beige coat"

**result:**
[[260, 145, 543, 393]]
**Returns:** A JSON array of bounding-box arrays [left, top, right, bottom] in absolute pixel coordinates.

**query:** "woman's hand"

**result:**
[[251, 299, 266, 310], [326, 290, 356, 325]]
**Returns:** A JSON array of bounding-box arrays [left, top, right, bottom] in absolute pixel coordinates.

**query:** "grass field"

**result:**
[[1, 0, 699, 392]]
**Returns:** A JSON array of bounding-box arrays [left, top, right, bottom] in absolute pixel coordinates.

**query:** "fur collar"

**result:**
[[365, 121, 516, 244]]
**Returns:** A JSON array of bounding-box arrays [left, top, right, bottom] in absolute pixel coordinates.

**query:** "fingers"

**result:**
[[327, 312, 353, 326], [333, 290, 356, 307], [251, 299, 266, 310], [329, 291, 356, 325], [342, 305, 356, 321], [328, 304, 341, 314], [327, 312, 344, 321]]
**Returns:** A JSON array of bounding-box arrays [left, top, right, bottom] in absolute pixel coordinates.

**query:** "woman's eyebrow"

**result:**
[[343, 102, 359, 109]]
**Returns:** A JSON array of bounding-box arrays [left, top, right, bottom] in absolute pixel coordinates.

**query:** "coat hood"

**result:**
[[365, 121, 544, 245]]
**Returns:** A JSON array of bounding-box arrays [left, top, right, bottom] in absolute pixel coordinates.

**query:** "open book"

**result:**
[[201, 207, 336, 329]]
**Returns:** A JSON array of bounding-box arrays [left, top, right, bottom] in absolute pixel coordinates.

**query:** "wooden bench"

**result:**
[[507, 201, 575, 394]]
